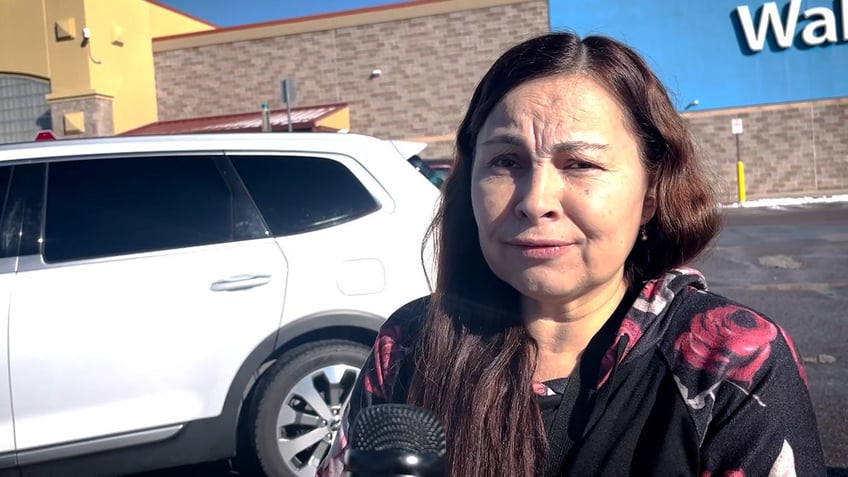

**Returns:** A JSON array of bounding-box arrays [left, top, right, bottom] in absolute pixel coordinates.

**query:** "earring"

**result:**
[[640, 225, 648, 241]]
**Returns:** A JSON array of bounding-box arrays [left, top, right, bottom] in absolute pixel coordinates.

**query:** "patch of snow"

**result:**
[[722, 194, 848, 209]]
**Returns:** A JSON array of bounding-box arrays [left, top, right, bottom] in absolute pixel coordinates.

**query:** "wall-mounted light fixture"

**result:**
[[684, 99, 700, 111], [80, 27, 102, 64]]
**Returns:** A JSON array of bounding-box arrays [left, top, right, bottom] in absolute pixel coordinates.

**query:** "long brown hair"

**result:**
[[408, 32, 722, 476]]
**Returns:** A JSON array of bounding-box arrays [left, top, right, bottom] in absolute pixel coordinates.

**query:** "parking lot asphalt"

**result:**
[[695, 201, 848, 473]]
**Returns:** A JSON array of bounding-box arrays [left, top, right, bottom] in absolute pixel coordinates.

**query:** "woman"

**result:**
[[318, 32, 825, 476]]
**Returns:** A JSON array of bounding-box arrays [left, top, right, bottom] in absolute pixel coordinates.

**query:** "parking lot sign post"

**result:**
[[260, 103, 271, 132], [732, 118, 745, 202], [281, 79, 296, 132]]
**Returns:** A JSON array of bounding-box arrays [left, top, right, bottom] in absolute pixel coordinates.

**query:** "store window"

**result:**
[[0, 74, 51, 145]]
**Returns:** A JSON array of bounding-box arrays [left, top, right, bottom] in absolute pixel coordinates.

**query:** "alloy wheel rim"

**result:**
[[275, 363, 360, 477]]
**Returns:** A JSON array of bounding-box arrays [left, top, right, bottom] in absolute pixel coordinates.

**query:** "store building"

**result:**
[[1, 0, 213, 143], [0, 0, 549, 160], [562, 0, 848, 201], [0, 0, 845, 201]]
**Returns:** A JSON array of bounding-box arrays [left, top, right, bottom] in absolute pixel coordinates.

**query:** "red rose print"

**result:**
[[377, 325, 401, 375], [640, 279, 661, 299], [619, 318, 644, 349], [675, 306, 777, 388], [701, 470, 744, 477], [597, 318, 644, 388], [362, 373, 381, 398], [597, 339, 619, 389], [532, 381, 550, 396], [364, 325, 403, 399], [779, 327, 809, 387]]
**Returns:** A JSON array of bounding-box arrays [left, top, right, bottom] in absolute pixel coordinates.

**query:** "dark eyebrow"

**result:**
[[550, 141, 609, 154], [479, 134, 608, 155], [480, 133, 526, 147]]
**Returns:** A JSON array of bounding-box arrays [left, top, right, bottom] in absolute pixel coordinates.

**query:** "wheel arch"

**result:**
[[226, 310, 383, 460], [274, 309, 383, 354]]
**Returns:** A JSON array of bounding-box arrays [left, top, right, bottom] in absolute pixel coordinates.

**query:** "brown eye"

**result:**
[[564, 160, 597, 170], [491, 155, 520, 168]]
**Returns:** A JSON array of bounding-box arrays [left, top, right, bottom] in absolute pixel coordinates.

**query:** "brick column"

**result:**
[[48, 94, 115, 138]]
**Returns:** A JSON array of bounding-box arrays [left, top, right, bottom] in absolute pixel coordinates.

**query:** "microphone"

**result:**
[[343, 403, 446, 477]]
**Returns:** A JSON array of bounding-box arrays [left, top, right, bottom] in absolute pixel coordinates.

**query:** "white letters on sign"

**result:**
[[735, 0, 847, 52]]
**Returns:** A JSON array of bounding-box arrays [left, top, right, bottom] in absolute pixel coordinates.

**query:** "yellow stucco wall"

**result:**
[[316, 107, 351, 132], [42, 0, 93, 97], [0, 0, 51, 79], [70, 0, 159, 133], [1, 0, 215, 135], [146, 0, 215, 38]]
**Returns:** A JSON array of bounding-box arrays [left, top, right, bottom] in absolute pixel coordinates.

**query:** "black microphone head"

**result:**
[[348, 403, 446, 456]]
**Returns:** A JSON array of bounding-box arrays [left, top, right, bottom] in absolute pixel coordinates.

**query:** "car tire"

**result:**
[[247, 339, 370, 477]]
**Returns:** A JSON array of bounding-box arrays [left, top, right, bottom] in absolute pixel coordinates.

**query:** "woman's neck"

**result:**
[[523, 277, 629, 381]]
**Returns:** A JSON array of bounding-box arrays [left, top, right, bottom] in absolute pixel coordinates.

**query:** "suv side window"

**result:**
[[1, 164, 44, 259], [44, 156, 249, 262], [0, 165, 13, 258], [231, 155, 379, 237]]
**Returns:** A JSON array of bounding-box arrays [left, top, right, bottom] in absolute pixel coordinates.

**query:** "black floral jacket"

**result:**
[[318, 268, 826, 476]]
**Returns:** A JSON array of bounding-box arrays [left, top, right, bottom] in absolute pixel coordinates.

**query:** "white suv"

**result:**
[[0, 133, 440, 477]]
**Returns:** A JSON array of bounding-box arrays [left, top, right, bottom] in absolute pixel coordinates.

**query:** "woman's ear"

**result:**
[[641, 192, 657, 225]]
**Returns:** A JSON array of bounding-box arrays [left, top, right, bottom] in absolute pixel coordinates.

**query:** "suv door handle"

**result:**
[[210, 274, 272, 291]]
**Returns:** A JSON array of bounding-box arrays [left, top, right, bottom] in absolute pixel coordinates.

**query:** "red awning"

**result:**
[[121, 102, 347, 135]]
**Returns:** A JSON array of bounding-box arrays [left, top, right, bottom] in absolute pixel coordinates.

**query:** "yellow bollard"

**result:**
[[736, 161, 746, 203]]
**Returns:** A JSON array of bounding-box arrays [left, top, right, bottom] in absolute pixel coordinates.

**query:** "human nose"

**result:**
[[514, 164, 564, 222]]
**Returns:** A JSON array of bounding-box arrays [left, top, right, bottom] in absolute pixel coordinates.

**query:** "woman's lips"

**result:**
[[507, 239, 575, 259]]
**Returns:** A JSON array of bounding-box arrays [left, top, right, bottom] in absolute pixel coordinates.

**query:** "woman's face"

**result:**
[[471, 74, 656, 305]]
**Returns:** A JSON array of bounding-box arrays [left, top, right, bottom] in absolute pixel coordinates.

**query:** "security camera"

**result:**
[[82, 27, 91, 39], [370, 69, 382, 78]]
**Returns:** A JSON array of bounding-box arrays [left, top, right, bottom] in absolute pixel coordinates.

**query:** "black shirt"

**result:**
[[536, 287, 638, 456], [539, 377, 569, 439]]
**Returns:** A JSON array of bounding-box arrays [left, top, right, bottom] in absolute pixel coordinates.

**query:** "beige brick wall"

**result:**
[[152, 2, 847, 199], [685, 98, 848, 203], [152, 0, 549, 159], [49, 96, 114, 138]]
